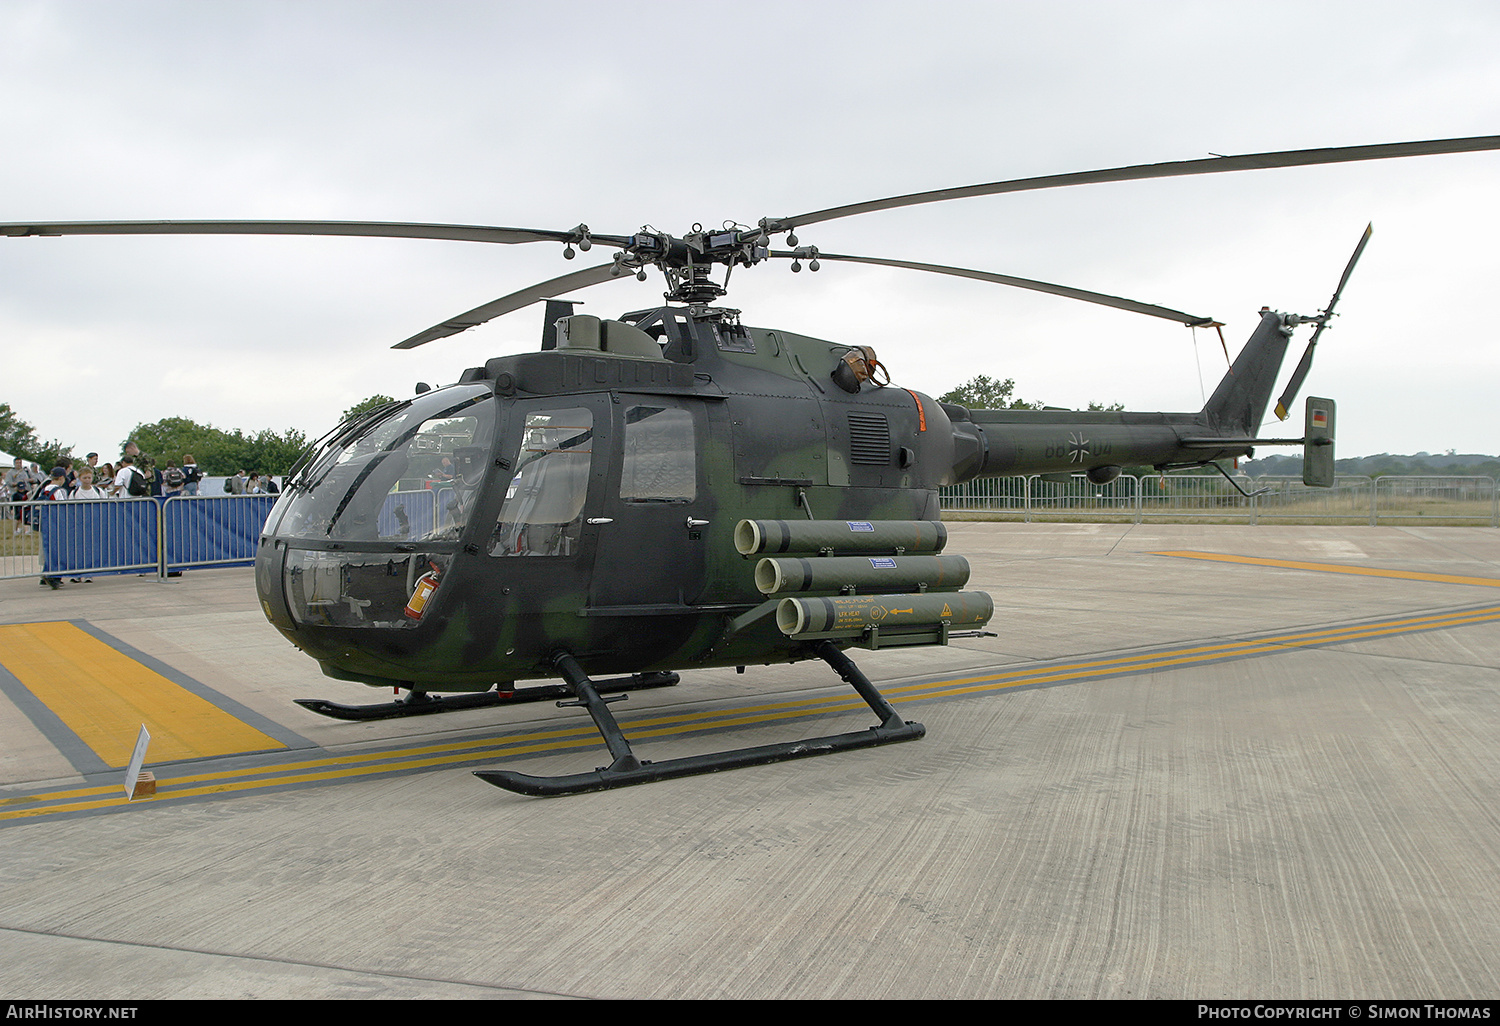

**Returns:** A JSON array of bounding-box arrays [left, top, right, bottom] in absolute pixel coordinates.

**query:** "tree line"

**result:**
[[1, 401, 309, 476], [940, 377, 1497, 476], [126, 418, 309, 476], [0, 402, 71, 470], [938, 374, 1122, 412], [4, 380, 1150, 479], [1244, 452, 1500, 479]]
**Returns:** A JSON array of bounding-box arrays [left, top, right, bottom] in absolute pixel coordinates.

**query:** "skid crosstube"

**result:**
[[474, 642, 925, 797], [294, 671, 679, 721]]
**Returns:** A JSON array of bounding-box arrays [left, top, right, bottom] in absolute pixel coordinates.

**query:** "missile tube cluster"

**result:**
[[735, 519, 994, 641]]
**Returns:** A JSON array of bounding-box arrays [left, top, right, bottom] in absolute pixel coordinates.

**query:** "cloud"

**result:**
[[2, 0, 1498, 456]]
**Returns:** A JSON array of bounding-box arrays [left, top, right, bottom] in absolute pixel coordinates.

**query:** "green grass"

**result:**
[[0, 528, 40, 558], [941, 502, 1497, 526]]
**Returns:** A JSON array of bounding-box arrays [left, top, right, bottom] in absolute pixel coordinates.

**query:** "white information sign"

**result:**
[[123, 724, 152, 800]]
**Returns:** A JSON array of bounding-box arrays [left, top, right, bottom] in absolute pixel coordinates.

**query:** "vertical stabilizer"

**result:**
[[1201, 310, 1292, 435]]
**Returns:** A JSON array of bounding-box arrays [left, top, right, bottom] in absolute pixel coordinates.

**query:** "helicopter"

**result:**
[[5, 134, 1497, 796]]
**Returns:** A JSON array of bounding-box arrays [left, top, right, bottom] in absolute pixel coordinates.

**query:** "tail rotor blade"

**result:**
[[1326, 222, 1374, 318], [1274, 341, 1318, 421], [1273, 224, 1373, 420]]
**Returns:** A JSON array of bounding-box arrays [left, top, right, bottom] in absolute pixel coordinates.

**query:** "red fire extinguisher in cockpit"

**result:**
[[404, 561, 442, 620]]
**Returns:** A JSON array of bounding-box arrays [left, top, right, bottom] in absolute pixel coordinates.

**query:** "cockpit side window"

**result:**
[[621, 406, 696, 502], [489, 408, 594, 557]]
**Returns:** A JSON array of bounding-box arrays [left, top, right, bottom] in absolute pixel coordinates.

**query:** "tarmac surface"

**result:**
[[0, 522, 1497, 1000]]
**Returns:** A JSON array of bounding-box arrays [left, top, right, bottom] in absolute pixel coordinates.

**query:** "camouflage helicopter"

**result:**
[[5, 135, 1497, 796]]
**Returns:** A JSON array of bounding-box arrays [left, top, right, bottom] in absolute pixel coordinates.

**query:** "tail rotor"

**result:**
[[1274, 223, 1373, 420]]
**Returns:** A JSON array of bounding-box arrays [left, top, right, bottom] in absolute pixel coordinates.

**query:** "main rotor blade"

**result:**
[[773, 251, 1216, 327], [392, 263, 625, 349], [764, 135, 1500, 233], [1, 219, 631, 248]]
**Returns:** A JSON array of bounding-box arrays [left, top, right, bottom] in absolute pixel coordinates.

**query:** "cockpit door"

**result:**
[[587, 397, 710, 609], [481, 396, 612, 611]]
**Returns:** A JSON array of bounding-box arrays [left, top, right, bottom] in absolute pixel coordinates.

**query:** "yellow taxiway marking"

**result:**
[[4, 605, 1498, 824], [1154, 550, 1500, 588], [0, 621, 285, 765], [884, 606, 1500, 701]]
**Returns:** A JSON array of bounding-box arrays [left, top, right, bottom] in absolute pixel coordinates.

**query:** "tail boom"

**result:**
[[944, 310, 1309, 483]]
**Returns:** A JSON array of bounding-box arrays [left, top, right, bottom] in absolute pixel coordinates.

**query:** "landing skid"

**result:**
[[294, 672, 680, 721], [474, 642, 924, 797]]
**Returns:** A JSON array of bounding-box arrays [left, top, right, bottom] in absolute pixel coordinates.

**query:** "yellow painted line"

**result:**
[[1154, 550, 1500, 588], [885, 606, 1500, 699], [903, 609, 1500, 702], [0, 622, 285, 765], [5, 604, 1498, 823]]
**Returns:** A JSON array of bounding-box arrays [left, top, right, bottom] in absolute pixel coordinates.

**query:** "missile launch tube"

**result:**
[[777, 592, 994, 637], [755, 554, 971, 595], [735, 519, 947, 556]]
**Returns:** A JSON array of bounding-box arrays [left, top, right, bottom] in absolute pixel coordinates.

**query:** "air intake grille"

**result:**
[[847, 412, 891, 466]]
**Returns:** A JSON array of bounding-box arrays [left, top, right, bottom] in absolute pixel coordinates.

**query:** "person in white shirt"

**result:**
[[64, 468, 106, 582], [113, 456, 146, 497], [68, 468, 107, 500], [38, 467, 67, 500]]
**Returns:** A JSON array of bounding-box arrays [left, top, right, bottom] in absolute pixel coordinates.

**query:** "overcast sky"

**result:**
[[2, 0, 1498, 461]]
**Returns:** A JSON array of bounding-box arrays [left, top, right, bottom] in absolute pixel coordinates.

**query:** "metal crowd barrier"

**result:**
[[1029, 474, 1140, 519], [3, 477, 1494, 585], [1242, 475, 1374, 525], [0, 495, 279, 583], [375, 486, 457, 539], [379, 488, 439, 539], [2, 497, 159, 581], [1137, 473, 1254, 520], [162, 494, 279, 571], [940, 474, 1500, 527], [1371, 476, 1498, 525]]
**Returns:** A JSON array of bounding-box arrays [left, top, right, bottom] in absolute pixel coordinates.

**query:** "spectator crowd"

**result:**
[[7, 444, 281, 514], [6, 443, 282, 590]]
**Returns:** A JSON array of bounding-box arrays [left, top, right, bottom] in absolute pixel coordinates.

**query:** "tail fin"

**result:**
[[1201, 310, 1292, 435]]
